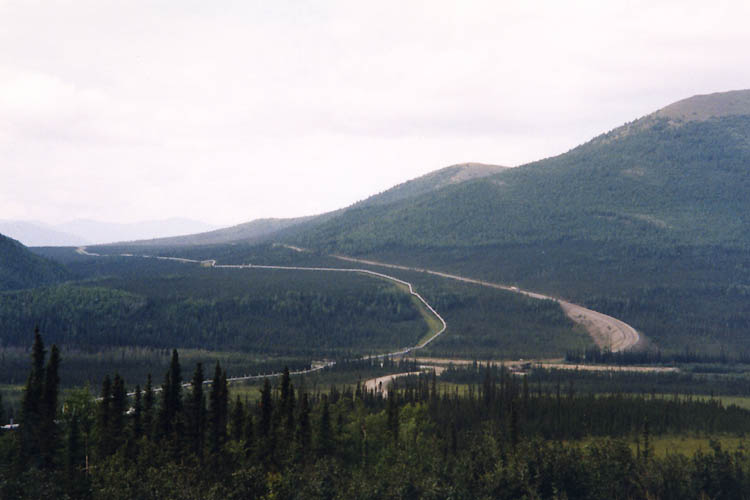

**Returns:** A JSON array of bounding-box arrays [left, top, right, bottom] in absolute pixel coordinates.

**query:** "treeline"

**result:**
[[0, 346, 313, 389], [7, 340, 750, 498], [565, 347, 750, 365], [441, 361, 750, 399]]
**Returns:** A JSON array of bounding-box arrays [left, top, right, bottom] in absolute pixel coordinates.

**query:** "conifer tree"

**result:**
[[143, 374, 154, 439], [20, 328, 46, 465], [316, 395, 332, 457], [97, 375, 113, 458], [187, 362, 206, 458], [259, 378, 273, 439], [157, 350, 182, 444], [285, 387, 296, 439], [110, 373, 126, 451], [132, 385, 142, 440], [208, 362, 228, 452], [39, 343, 60, 469], [386, 386, 399, 443], [64, 412, 87, 497], [243, 412, 255, 456], [280, 367, 291, 409], [296, 392, 311, 456], [230, 395, 244, 442], [279, 366, 296, 437]]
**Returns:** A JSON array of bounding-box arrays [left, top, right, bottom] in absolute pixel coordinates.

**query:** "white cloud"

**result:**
[[1, 1, 750, 226]]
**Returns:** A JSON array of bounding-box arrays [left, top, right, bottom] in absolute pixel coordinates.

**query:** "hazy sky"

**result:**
[[2, 1, 750, 226]]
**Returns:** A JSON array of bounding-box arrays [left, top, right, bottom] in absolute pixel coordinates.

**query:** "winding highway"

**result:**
[[76, 246, 447, 387], [76, 243, 639, 389], [328, 253, 640, 352]]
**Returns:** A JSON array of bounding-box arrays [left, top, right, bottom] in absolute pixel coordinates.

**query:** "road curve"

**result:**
[[76, 246, 447, 390], [329, 253, 640, 352], [76, 243, 639, 395]]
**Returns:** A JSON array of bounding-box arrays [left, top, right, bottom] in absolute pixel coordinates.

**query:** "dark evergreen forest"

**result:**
[[5, 336, 750, 499]]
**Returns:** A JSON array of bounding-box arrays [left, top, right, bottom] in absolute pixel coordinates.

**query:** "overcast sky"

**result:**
[[2, 0, 750, 226]]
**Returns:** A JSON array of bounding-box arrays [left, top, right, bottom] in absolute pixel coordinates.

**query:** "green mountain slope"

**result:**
[[125, 216, 317, 247], [287, 90, 750, 353], [296, 96, 750, 252], [0, 233, 69, 290], [120, 163, 506, 247]]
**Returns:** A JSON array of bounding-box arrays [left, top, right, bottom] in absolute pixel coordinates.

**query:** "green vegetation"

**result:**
[[395, 269, 592, 358], [6, 340, 750, 498], [18, 243, 591, 369], [268, 114, 750, 354], [0, 265, 426, 354], [0, 234, 69, 291], [442, 363, 750, 398]]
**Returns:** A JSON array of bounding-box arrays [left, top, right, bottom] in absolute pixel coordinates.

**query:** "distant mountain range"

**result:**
[[0, 218, 219, 246]]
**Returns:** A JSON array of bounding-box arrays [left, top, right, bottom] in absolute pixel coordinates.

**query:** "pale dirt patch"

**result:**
[[364, 372, 422, 397]]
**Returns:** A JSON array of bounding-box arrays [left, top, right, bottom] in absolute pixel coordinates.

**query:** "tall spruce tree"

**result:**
[[110, 373, 126, 451], [279, 367, 296, 438], [208, 362, 228, 453], [97, 375, 113, 458], [187, 362, 207, 458], [64, 412, 87, 498], [315, 395, 332, 457], [296, 392, 311, 459], [19, 328, 46, 465], [243, 412, 255, 456], [132, 384, 143, 440], [259, 378, 273, 439], [157, 350, 182, 444], [230, 396, 245, 443], [386, 386, 399, 443], [143, 374, 154, 439], [257, 377, 275, 461], [39, 344, 60, 469]]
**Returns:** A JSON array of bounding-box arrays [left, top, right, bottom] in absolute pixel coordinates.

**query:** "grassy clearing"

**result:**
[[645, 435, 748, 457]]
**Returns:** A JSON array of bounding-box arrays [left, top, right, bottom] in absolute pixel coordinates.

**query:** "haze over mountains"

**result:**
[[127, 163, 507, 247], [0, 218, 218, 247]]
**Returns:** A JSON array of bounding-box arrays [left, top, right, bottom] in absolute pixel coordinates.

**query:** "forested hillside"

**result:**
[[115, 163, 506, 248], [274, 91, 750, 353], [0, 262, 426, 356], [293, 112, 750, 251], [0, 233, 69, 291]]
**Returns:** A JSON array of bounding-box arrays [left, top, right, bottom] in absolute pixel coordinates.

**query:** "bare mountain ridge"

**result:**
[[355, 163, 507, 208], [654, 89, 750, 122], [124, 216, 317, 247]]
